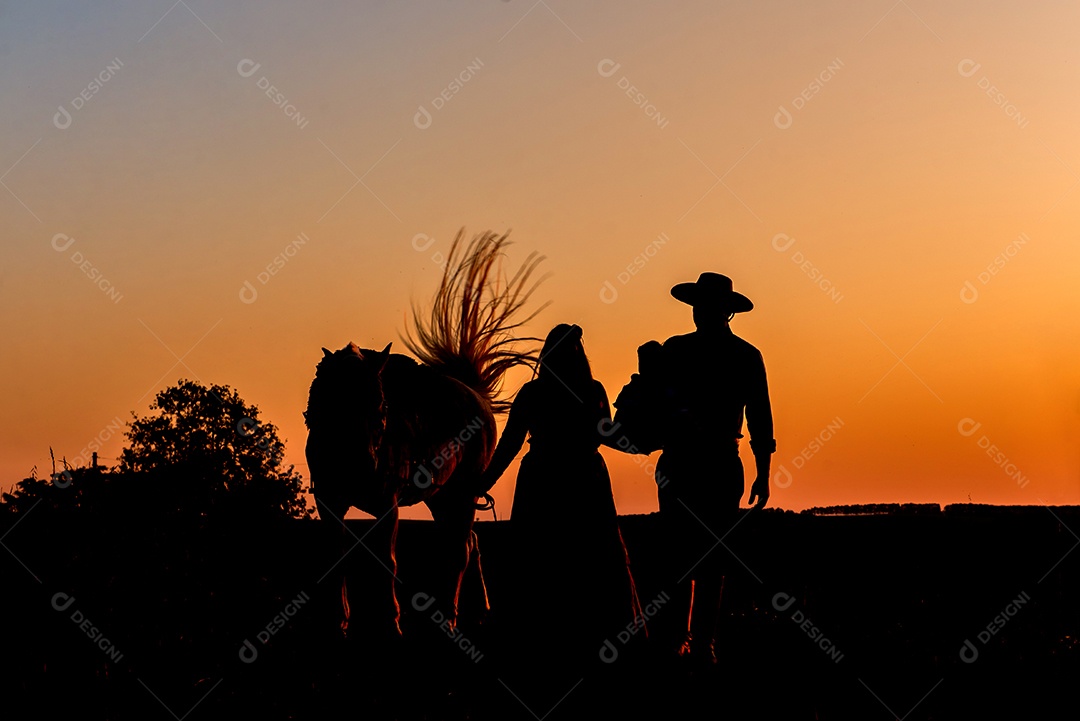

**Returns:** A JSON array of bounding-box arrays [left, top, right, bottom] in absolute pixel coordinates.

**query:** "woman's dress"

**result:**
[[483, 377, 643, 659]]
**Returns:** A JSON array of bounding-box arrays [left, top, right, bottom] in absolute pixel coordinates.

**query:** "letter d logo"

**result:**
[[599, 280, 618, 304], [771, 233, 795, 252], [51, 469, 72, 489], [237, 59, 261, 78], [239, 639, 259, 663], [411, 233, 435, 252], [53, 105, 72, 130], [52, 233, 75, 252], [772, 465, 793, 489], [774, 105, 793, 130], [596, 418, 621, 438], [414, 105, 433, 130], [51, 592, 75, 612], [237, 417, 257, 437], [239, 280, 258, 304], [772, 592, 797, 612], [957, 418, 982, 437], [960, 280, 979, 304], [411, 592, 436, 612], [957, 59, 981, 78], [599, 639, 619, 663], [597, 59, 621, 78], [414, 465, 433, 489]]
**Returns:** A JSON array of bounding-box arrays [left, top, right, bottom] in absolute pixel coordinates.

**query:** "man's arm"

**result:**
[[746, 348, 775, 509]]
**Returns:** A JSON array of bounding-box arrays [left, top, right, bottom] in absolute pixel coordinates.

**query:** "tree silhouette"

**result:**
[[119, 380, 310, 519]]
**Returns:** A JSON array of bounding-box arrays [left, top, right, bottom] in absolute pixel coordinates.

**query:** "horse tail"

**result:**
[[403, 229, 548, 413]]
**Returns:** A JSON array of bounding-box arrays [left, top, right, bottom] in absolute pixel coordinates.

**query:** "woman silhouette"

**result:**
[[479, 323, 642, 661]]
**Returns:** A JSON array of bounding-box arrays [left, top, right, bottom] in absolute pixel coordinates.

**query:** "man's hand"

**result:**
[[748, 475, 770, 509]]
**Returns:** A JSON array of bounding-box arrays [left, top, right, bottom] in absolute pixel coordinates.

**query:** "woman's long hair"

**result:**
[[537, 323, 594, 398]]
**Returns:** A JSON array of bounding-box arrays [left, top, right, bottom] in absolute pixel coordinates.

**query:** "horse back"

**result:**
[[381, 354, 495, 506]]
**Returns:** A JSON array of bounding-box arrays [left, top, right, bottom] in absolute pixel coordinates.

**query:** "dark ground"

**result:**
[[1, 503, 1077, 719]]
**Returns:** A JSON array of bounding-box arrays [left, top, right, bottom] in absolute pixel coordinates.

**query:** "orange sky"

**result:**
[[3, 1, 1078, 518]]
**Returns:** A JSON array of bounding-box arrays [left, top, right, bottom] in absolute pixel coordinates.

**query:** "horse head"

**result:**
[[306, 341, 392, 476]]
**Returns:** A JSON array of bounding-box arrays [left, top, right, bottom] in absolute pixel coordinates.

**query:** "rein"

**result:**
[[475, 492, 497, 521]]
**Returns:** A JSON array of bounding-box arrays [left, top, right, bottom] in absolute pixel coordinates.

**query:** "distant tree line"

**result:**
[[803, 503, 943, 516]]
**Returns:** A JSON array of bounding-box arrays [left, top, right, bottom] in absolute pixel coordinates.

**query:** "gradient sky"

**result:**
[[3, 1, 1078, 518]]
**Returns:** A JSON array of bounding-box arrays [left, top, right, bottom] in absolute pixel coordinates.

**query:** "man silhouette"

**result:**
[[654, 272, 775, 663]]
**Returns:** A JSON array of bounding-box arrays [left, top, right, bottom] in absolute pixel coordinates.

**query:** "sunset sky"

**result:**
[[3, 1, 1078, 518]]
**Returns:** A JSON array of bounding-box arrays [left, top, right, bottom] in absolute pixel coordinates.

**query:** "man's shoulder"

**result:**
[[660, 332, 696, 349], [662, 330, 760, 349], [729, 332, 763, 355], [662, 330, 764, 365], [729, 335, 767, 368]]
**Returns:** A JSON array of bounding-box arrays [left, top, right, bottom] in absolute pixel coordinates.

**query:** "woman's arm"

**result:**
[[595, 380, 625, 451], [476, 385, 532, 495]]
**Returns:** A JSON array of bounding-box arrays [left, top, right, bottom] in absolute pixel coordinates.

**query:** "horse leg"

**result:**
[[317, 493, 402, 643], [309, 427, 356, 637], [362, 497, 402, 640], [463, 528, 490, 617], [424, 491, 480, 630], [314, 494, 353, 637]]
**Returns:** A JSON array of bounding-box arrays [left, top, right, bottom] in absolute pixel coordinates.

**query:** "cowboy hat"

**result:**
[[670, 272, 753, 312]]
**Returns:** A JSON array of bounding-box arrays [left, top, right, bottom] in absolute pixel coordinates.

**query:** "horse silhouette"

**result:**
[[304, 230, 546, 637]]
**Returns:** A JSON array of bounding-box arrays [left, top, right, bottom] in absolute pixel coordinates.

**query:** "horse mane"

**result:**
[[303, 342, 374, 431], [403, 229, 549, 413]]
